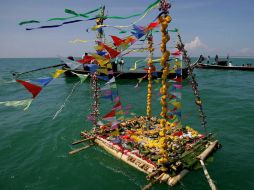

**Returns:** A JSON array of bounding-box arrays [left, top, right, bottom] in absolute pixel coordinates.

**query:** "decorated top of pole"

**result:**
[[159, 0, 171, 14]]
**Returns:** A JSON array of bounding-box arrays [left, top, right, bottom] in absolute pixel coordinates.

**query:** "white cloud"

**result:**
[[185, 36, 207, 50], [239, 48, 252, 54]]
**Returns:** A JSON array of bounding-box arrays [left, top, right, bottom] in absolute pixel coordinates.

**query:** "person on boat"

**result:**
[[119, 58, 125, 71], [67, 56, 74, 61], [82, 52, 88, 59], [207, 56, 210, 64], [215, 55, 219, 64], [112, 58, 118, 72]]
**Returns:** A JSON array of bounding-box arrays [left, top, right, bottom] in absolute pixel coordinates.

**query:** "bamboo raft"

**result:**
[[70, 116, 220, 188]]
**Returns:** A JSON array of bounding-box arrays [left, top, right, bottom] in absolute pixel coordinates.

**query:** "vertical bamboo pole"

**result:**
[[146, 33, 154, 118], [176, 33, 207, 135], [90, 6, 105, 125]]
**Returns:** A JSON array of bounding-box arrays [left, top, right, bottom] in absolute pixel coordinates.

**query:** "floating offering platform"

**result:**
[[75, 116, 219, 187]]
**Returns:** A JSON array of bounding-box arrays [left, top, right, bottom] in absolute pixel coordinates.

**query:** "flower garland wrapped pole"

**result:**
[[146, 33, 154, 119], [159, 0, 171, 128], [157, 0, 171, 172]]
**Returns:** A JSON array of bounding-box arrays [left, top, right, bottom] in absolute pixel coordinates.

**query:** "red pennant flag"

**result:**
[[104, 54, 111, 60], [113, 101, 122, 110], [16, 80, 42, 98], [173, 77, 182, 83], [172, 51, 182, 56], [146, 21, 159, 30], [111, 35, 124, 46], [169, 95, 177, 100], [103, 109, 115, 119], [101, 43, 120, 59], [78, 55, 95, 64]]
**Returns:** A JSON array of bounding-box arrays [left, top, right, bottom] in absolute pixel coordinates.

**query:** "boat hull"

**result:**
[[196, 63, 254, 71], [64, 68, 189, 79]]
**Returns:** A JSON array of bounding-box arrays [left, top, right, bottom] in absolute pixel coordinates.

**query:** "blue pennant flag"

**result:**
[[33, 77, 53, 86], [97, 75, 109, 81], [96, 50, 107, 56], [152, 72, 158, 77], [131, 31, 145, 39], [87, 64, 99, 73], [101, 94, 113, 100], [176, 69, 182, 75]]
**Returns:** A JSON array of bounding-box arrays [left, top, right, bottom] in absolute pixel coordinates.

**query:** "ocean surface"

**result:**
[[0, 57, 254, 190]]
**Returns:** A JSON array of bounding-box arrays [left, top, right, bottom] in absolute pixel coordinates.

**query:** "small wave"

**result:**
[[103, 164, 141, 188], [0, 79, 16, 84]]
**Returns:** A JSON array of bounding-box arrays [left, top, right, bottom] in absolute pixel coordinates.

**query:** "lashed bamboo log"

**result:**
[[69, 144, 93, 155]]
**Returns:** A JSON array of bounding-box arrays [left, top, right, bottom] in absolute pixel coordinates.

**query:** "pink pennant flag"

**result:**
[[172, 50, 182, 56], [87, 114, 94, 121], [125, 104, 132, 110], [173, 84, 182, 89], [114, 96, 120, 103]]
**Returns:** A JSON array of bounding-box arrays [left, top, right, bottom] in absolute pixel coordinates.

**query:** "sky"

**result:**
[[0, 0, 254, 58]]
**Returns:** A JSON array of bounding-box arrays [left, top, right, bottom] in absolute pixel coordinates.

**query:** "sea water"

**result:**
[[0, 58, 254, 190]]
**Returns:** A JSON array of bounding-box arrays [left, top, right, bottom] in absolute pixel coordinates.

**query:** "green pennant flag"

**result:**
[[71, 72, 89, 83], [111, 83, 117, 89]]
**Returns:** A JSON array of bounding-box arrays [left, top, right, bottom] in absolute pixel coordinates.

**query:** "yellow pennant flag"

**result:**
[[117, 116, 125, 120], [116, 110, 124, 115], [69, 39, 90, 44], [94, 45, 104, 51], [171, 101, 182, 109], [110, 129, 120, 136], [91, 25, 105, 31], [52, 69, 66, 78], [97, 68, 108, 75], [107, 63, 112, 69], [169, 69, 176, 73], [91, 53, 109, 67]]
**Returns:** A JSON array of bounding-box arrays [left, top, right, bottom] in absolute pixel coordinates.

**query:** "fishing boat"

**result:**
[[63, 67, 189, 79], [195, 55, 254, 71], [11, 1, 220, 189]]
